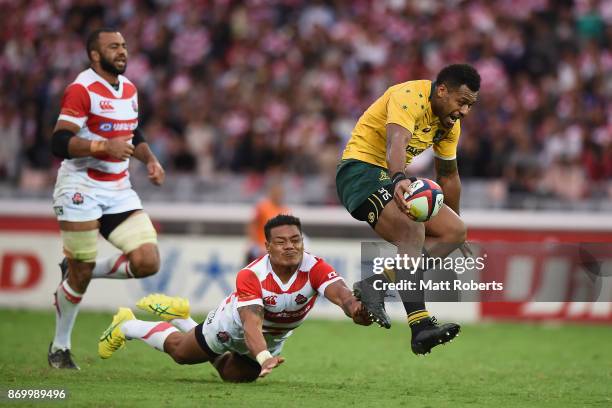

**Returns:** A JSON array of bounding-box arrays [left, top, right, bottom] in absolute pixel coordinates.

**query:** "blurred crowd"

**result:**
[[0, 0, 610, 206]]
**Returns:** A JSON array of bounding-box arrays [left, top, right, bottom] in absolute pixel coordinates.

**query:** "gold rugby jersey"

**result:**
[[341, 80, 460, 168]]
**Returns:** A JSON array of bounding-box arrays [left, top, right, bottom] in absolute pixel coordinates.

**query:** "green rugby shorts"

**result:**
[[335, 159, 395, 227]]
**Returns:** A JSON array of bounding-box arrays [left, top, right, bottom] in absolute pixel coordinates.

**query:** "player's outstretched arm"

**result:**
[[238, 304, 285, 378], [323, 280, 373, 326]]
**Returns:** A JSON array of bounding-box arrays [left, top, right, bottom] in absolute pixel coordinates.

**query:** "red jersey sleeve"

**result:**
[[235, 269, 263, 307], [309, 258, 343, 296], [58, 83, 90, 127]]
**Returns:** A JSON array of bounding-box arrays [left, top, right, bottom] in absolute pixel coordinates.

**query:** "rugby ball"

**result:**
[[402, 178, 444, 222]]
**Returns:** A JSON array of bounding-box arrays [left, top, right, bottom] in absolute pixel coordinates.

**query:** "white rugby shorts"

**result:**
[[52, 169, 142, 221], [201, 302, 289, 358]]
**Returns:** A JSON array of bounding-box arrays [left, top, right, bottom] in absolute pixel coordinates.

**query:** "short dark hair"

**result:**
[[436, 64, 481, 92], [264, 214, 302, 241], [86, 28, 118, 60]]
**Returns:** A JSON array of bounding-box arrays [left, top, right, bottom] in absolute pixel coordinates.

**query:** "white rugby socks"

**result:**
[[121, 320, 178, 351], [52, 280, 83, 352], [170, 317, 198, 332], [91, 254, 134, 279]]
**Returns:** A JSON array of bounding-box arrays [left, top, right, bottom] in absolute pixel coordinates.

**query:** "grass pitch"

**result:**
[[1, 310, 611, 407]]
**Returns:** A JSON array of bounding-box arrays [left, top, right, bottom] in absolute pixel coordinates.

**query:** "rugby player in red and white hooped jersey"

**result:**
[[98, 215, 373, 382], [48, 28, 165, 370]]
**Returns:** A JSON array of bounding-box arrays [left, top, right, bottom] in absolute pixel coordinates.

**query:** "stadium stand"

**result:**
[[0, 0, 609, 209]]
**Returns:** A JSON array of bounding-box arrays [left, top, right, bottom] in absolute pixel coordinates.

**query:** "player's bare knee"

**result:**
[[447, 219, 467, 244], [131, 257, 159, 278], [128, 246, 159, 277], [402, 219, 425, 238], [394, 217, 425, 245], [377, 207, 424, 244]]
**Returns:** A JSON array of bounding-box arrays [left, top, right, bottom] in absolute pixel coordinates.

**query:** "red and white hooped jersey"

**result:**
[[56, 68, 138, 184], [218, 252, 343, 336]]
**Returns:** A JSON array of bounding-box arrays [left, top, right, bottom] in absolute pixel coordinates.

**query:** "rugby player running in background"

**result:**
[[48, 28, 165, 369], [336, 64, 480, 354], [98, 215, 372, 382]]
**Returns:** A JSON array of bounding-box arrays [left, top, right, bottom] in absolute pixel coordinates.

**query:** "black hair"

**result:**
[[264, 214, 302, 241], [86, 28, 118, 60], [436, 64, 481, 92]]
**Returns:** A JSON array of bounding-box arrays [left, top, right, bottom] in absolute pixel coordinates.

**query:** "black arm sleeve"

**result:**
[[132, 128, 146, 146], [51, 129, 76, 159]]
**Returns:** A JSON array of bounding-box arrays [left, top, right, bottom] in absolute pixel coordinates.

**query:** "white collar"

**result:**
[[88, 68, 123, 98], [267, 256, 303, 292]]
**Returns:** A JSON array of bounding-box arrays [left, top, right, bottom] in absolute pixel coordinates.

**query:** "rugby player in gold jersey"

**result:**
[[336, 64, 480, 354]]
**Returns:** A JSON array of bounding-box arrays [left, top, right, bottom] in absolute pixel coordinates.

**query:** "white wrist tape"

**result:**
[[256, 350, 273, 365]]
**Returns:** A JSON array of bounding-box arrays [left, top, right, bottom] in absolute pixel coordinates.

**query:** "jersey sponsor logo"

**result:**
[[378, 170, 390, 182], [113, 122, 138, 131], [295, 293, 307, 305], [99, 100, 114, 111], [422, 127, 432, 133], [368, 212, 376, 224], [71, 192, 84, 205], [265, 303, 314, 320], [263, 295, 277, 306], [99, 122, 138, 132], [406, 145, 425, 156]]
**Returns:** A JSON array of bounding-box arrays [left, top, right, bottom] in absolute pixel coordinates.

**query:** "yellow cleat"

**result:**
[[98, 307, 135, 359], [136, 293, 190, 321]]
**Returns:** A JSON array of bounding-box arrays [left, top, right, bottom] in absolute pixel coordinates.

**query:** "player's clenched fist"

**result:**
[[105, 137, 134, 160], [258, 356, 285, 378]]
